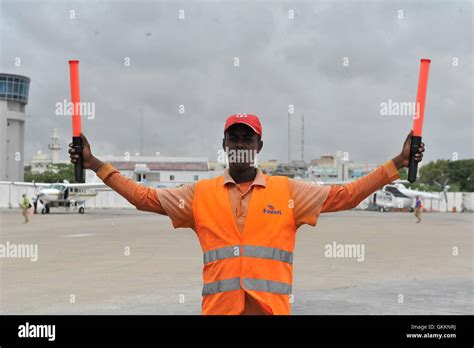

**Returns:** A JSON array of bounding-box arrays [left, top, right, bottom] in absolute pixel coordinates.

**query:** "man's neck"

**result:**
[[229, 167, 257, 184]]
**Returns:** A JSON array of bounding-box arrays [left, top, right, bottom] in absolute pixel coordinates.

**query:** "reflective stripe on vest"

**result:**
[[243, 245, 293, 264], [203, 245, 240, 264], [202, 277, 292, 296], [203, 245, 293, 264], [242, 278, 292, 294], [202, 277, 241, 296]]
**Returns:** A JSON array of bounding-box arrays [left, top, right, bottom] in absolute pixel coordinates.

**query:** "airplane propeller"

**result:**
[[433, 178, 450, 202]]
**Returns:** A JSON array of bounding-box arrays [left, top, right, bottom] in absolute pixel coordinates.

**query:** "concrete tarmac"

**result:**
[[0, 208, 472, 314]]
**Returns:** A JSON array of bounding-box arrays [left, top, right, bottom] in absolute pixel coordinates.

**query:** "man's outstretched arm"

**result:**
[[320, 159, 400, 212], [321, 130, 425, 213], [68, 133, 195, 228], [68, 133, 169, 213], [95, 163, 168, 214], [95, 163, 196, 229]]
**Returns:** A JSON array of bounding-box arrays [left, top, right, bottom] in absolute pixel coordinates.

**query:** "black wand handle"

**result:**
[[408, 135, 422, 183], [73, 136, 84, 183]]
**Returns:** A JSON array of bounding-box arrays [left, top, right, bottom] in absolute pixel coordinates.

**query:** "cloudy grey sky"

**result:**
[[1, 0, 472, 165]]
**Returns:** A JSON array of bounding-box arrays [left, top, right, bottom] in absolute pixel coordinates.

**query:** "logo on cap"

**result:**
[[224, 113, 262, 136]]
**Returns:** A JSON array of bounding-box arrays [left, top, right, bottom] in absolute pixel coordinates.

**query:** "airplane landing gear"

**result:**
[[78, 206, 85, 214], [41, 204, 50, 214]]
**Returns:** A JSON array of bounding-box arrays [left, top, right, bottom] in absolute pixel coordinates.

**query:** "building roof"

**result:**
[[99, 155, 210, 171], [109, 161, 209, 171]]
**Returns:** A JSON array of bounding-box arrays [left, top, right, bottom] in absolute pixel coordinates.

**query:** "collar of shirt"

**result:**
[[222, 168, 267, 188]]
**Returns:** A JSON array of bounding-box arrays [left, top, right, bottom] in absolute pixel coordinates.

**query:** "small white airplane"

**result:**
[[303, 176, 449, 212], [371, 181, 449, 212], [0, 177, 194, 214], [0, 180, 107, 214]]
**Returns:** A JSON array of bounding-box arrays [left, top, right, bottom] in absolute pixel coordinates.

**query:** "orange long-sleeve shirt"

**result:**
[[95, 159, 400, 314], [95, 159, 400, 230]]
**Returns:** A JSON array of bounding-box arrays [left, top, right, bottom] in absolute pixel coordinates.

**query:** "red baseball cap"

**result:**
[[224, 113, 262, 136]]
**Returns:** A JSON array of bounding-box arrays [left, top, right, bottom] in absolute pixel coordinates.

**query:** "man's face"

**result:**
[[222, 123, 263, 172]]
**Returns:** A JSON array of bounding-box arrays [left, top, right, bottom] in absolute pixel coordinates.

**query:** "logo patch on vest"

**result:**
[[263, 204, 282, 215]]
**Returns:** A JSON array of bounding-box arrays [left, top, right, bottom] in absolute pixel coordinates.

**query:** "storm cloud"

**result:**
[[1, 0, 472, 165]]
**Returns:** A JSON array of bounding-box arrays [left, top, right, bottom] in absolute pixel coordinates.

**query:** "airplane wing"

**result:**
[[413, 192, 441, 200], [393, 179, 410, 184], [317, 178, 406, 186], [0, 181, 51, 187], [63, 182, 108, 189], [397, 188, 441, 200], [312, 177, 406, 187], [0, 181, 108, 189]]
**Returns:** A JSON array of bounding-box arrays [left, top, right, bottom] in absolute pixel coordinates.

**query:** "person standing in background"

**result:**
[[33, 195, 38, 214], [20, 194, 30, 223], [414, 196, 422, 223]]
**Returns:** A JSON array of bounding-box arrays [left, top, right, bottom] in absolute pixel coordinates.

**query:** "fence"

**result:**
[[1, 183, 473, 212]]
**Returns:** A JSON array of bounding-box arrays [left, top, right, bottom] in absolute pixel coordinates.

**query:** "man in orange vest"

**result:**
[[69, 114, 425, 315]]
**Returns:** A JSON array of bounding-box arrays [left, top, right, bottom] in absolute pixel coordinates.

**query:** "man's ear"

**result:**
[[257, 140, 263, 153], [222, 138, 226, 152]]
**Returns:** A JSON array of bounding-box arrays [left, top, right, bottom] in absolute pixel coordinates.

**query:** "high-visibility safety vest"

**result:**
[[22, 197, 29, 208], [193, 174, 296, 315]]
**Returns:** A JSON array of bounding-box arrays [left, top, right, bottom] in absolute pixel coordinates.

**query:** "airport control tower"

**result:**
[[0, 73, 31, 181]]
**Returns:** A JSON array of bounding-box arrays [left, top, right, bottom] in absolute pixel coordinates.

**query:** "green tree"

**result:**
[[448, 159, 474, 191], [24, 163, 76, 183], [401, 159, 474, 192]]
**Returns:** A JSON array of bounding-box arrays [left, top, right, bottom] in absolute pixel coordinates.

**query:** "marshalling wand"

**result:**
[[408, 58, 431, 183]]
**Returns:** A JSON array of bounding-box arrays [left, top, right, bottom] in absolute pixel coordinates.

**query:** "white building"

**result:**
[[308, 151, 379, 182], [87, 155, 212, 187], [30, 151, 50, 174], [0, 73, 30, 181], [48, 128, 61, 164], [29, 129, 68, 174]]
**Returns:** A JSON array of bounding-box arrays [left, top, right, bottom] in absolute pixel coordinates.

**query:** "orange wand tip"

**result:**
[[69, 59, 82, 137], [421, 59, 431, 63]]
